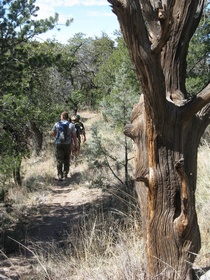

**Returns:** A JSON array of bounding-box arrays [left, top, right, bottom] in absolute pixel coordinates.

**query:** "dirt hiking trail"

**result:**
[[0, 111, 109, 280]]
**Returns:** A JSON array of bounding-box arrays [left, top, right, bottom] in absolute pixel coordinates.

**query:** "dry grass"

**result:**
[[18, 144, 209, 280], [22, 217, 146, 280], [194, 143, 210, 268], [1, 112, 210, 279], [7, 152, 54, 206]]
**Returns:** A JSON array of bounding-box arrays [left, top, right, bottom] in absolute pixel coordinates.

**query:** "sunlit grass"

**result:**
[[194, 143, 210, 268]]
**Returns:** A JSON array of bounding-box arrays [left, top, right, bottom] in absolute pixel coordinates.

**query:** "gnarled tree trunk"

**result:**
[[108, 0, 210, 279]]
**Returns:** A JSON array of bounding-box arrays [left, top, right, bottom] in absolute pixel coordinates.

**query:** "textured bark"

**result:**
[[30, 121, 43, 156], [108, 0, 210, 279]]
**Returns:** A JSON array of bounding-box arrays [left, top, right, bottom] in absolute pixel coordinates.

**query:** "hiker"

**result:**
[[73, 114, 86, 143], [77, 115, 86, 142], [52, 111, 78, 181], [71, 114, 86, 158]]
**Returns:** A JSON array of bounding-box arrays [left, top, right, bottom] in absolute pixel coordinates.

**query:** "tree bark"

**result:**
[[30, 122, 43, 156], [108, 0, 210, 279], [126, 95, 204, 279], [13, 157, 22, 186]]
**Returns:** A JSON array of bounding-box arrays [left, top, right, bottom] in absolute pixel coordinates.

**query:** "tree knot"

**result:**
[[135, 175, 149, 188]]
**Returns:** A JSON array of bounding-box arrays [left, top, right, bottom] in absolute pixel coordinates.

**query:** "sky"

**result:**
[[34, 0, 120, 43]]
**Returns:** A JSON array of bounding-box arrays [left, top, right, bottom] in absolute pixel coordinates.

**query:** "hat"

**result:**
[[71, 115, 77, 121], [76, 114, 80, 120]]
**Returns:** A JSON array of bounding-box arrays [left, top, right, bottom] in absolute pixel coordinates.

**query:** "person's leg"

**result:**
[[55, 144, 64, 179], [71, 141, 76, 162], [63, 144, 71, 178], [77, 136, 81, 156]]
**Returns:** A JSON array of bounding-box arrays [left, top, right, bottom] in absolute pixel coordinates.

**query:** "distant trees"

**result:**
[[86, 49, 140, 203], [65, 32, 115, 111], [95, 34, 133, 98], [101, 62, 140, 189], [186, 2, 210, 93]]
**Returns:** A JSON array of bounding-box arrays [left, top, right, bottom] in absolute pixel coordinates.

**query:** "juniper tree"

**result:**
[[108, 0, 210, 279]]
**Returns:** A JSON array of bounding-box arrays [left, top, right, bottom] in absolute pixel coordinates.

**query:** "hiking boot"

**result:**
[[58, 174, 63, 181], [63, 172, 68, 179]]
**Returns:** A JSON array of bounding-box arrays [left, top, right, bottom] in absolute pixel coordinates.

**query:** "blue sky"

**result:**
[[35, 0, 120, 43]]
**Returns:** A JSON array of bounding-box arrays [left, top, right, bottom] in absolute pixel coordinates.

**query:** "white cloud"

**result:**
[[87, 11, 113, 17], [34, 0, 111, 21], [62, 0, 80, 6], [62, 0, 107, 6], [34, 2, 55, 19], [35, 0, 108, 7], [33, 0, 118, 43], [34, 3, 73, 24], [80, 0, 107, 6]]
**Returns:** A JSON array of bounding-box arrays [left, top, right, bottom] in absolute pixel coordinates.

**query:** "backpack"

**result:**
[[57, 121, 70, 143]]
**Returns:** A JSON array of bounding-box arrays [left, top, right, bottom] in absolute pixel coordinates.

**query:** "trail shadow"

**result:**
[[24, 170, 86, 190], [1, 169, 136, 262], [1, 189, 111, 256], [51, 172, 85, 187]]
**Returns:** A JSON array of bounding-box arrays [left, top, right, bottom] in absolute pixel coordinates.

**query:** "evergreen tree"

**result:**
[[101, 61, 140, 188], [186, 2, 210, 93], [87, 61, 139, 192]]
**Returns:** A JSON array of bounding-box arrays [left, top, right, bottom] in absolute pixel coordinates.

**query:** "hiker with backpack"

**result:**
[[52, 111, 78, 181]]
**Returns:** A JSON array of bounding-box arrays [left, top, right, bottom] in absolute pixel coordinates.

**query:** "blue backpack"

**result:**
[[56, 121, 70, 143]]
